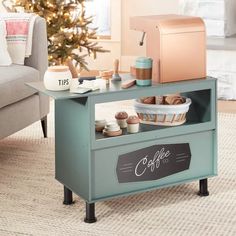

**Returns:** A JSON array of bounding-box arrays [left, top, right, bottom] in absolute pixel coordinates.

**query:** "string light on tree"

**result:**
[[12, 0, 109, 71]]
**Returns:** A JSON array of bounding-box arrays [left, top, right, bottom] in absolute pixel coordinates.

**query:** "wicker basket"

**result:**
[[134, 98, 192, 126]]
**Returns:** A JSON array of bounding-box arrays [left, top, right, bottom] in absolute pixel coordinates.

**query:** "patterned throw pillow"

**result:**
[[3, 13, 30, 65], [0, 20, 12, 66]]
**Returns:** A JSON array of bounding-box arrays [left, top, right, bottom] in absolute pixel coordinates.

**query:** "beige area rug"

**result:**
[[0, 101, 236, 236]]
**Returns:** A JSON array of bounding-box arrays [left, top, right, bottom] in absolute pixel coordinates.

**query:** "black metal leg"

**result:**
[[84, 202, 97, 223], [63, 186, 74, 205], [198, 178, 209, 197], [41, 116, 47, 138]]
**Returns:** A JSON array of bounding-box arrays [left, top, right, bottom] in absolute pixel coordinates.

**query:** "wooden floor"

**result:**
[[218, 100, 236, 113]]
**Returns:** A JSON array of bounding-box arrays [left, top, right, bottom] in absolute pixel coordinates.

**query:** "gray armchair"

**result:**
[[0, 17, 49, 139]]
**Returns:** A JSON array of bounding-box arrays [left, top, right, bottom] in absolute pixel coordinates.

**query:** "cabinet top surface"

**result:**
[[27, 74, 216, 100]]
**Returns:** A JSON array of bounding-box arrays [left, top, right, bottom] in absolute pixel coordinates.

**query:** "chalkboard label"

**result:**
[[116, 143, 191, 183]]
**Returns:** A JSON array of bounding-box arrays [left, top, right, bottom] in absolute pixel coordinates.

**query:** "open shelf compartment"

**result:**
[[92, 87, 216, 150]]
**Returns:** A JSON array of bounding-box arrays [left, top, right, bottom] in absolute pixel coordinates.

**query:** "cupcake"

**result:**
[[95, 119, 106, 132], [127, 116, 140, 133], [115, 111, 128, 128]]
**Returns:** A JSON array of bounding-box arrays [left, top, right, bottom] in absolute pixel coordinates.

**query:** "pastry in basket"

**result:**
[[134, 96, 191, 126], [140, 96, 156, 104], [164, 95, 185, 105]]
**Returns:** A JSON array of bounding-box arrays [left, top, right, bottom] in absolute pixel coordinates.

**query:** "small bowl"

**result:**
[[95, 119, 106, 132]]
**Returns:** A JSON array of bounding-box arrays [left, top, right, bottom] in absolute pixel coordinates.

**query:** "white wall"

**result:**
[[120, 0, 179, 70], [0, 0, 180, 71], [0, 0, 7, 12], [89, 0, 180, 71], [0, 0, 121, 71], [85, 0, 121, 71]]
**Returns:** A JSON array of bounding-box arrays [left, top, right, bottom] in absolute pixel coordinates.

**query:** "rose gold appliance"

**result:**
[[130, 15, 206, 84]]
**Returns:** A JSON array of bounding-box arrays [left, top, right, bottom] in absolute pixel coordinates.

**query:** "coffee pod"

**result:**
[[115, 111, 128, 128], [127, 116, 140, 133], [95, 119, 106, 132]]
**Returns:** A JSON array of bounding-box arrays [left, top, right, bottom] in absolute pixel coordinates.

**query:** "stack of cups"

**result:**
[[135, 57, 153, 86]]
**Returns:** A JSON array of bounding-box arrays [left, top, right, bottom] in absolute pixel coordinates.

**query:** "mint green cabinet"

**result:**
[[27, 75, 217, 222], [92, 130, 216, 201]]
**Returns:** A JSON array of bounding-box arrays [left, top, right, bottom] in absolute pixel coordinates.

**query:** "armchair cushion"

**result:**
[[0, 64, 39, 109]]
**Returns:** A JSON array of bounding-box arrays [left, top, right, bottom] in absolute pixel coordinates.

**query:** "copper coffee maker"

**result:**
[[130, 15, 206, 84]]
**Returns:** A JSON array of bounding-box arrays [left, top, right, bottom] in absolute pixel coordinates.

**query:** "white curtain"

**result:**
[[179, 0, 236, 37], [85, 0, 111, 36]]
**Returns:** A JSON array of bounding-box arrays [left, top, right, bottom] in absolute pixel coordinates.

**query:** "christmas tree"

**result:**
[[12, 0, 109, 70]]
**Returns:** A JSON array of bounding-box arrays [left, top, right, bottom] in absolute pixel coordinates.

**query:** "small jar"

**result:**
[[135, 57, 152, 86], [44, 66, 72, 91], [95, 119, 106, 132], [127, 116, 140, 133], [115, 111, 128, 128]]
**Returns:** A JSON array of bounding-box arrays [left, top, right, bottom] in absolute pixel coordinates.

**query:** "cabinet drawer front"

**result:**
[[91, 131, 216, 200]]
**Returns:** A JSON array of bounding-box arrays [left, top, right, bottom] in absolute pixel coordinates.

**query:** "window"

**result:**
[[85, 0, 111, 36]]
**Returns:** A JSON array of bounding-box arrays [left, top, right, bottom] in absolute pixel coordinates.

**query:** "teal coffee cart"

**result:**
[[28, 75, 217, 223]]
